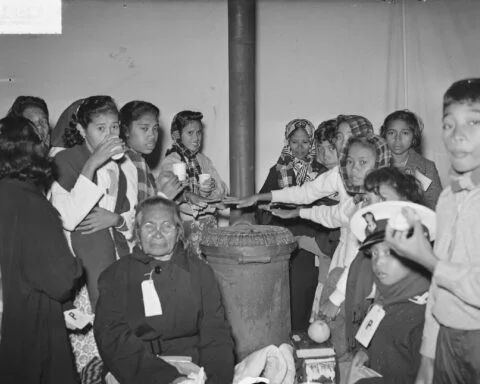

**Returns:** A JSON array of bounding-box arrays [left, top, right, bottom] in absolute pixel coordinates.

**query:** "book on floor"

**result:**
[[290, 331, 335, 359]]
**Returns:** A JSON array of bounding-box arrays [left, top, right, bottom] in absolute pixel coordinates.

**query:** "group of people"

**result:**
[[232, 78, 479, 384], [0, 96, 231, 384], [0, 78, 479, 384]]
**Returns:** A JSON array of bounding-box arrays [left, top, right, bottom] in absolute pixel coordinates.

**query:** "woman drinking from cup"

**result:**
[[50, 95, 137, 375]]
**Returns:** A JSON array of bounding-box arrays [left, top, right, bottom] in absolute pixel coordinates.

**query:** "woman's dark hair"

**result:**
[[134, 196, 185, 247], [7, 96, 49, 119], [171, 110, 203, 135], [0, 116, 55, 191], [315, 119, 337, 144], [63, 95, 119, 148], [380, 110, 423, 152], [119, 100, 160, 141], [444, 78, 480, 110], [364, 167, 425, 205]]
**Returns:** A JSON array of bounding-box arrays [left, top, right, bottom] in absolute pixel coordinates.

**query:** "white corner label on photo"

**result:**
[[0, 0, 61, 34]]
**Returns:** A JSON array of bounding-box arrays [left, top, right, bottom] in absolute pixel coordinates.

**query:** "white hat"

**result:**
[[350, 201, 436, 250]]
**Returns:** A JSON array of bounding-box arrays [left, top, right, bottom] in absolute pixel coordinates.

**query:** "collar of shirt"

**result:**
[[450, 166, 480, 193], [131, 244, 190, 272]]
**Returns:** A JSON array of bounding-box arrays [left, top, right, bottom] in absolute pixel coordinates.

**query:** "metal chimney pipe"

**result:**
[[228, 0, 256, 223]]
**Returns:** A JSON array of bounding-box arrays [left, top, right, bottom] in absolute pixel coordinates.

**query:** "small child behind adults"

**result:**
[[386, 78, 480, 383]]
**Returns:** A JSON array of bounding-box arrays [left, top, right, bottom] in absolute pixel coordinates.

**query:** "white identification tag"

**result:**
[[355, 304, 386, 348], [64, 308, 93, 330], [414, 170, 432, 191], [141, 279, 163, 317]]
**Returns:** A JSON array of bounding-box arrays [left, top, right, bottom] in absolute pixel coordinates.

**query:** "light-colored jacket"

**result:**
[[420, 182, 480, 359], [158, 152, 228, 221]]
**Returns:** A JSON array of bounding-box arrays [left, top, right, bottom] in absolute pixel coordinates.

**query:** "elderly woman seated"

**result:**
[[94, 196, 235, 384]]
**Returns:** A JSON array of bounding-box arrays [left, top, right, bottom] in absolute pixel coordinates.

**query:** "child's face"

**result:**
[[335, 122, 352, 153], [346, 143, 376, 186], [385, 119, 413, 156], [371, 241, 410, 286], [316, 139, 338, 169], [363, 184, 402, 206], [288, 128, 311, 161], [126, 112, 159, 155], [80, 112, 120, 151], [181, 121, 203, 153], [443, 102, 480, 173]]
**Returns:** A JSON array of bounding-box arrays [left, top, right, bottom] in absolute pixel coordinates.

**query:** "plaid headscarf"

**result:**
[[165, 112, 203, 194], [339, 134, 392, 195], [276, 119, 320, 188], [314, 118, 337, 143], [125, 148, 157, 203], [336, 115, 374, 137]]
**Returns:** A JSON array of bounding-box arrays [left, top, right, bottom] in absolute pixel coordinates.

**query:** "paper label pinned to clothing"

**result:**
[[414, 170, 432, 191], [141, 280, 163, 317], [355, 304, 385, 348], [64, 308, 93, 330]]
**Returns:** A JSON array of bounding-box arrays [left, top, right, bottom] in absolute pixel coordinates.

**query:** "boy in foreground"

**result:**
[[386, 78, 480, 384]]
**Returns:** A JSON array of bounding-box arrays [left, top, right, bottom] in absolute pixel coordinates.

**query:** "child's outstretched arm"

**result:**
[[298, 196, 355, 228], [271, 166, 341, 206]]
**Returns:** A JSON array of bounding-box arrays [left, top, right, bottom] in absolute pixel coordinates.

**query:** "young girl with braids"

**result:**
[[158, 110, 227, 256], [50, 96, 137, 377]]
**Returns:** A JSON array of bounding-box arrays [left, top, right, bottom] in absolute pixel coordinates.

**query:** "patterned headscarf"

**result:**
[[336, 115, 374, 137], [339, 134, 392, 195], [276, 119, 320, 188], [165, 111, 203, 194], [314, 118, 337, 143]]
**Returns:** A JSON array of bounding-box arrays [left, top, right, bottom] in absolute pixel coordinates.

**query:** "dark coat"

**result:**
[[0, 179, 83, 384], [94, 246, 234, 384], [404, 150, 442, 210], [358, 300, 425, 384]]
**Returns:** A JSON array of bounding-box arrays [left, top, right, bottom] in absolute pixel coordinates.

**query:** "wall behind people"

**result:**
[[256, 0, 480, 188], [1, 0, 479, 189], [0, 0, 229, 178]]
